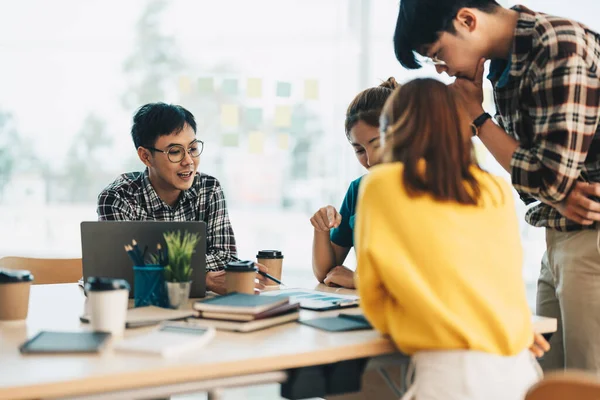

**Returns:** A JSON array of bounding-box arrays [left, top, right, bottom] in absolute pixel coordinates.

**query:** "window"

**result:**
[[1, 0, 597, 305]]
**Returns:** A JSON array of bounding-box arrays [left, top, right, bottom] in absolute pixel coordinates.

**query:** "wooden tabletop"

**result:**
[[0, 283, 557, 400], [0, 283, 395, 400]]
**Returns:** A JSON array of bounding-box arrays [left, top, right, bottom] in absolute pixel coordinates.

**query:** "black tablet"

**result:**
[[19, 331, 111, 354]]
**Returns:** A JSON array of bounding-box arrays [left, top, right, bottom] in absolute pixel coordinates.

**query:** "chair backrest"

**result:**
[[526, 371, 600, 400], [0, 257, 82, 285]]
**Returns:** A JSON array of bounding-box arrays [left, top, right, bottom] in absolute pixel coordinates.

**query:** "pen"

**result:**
[[257, 270, 282, 285]]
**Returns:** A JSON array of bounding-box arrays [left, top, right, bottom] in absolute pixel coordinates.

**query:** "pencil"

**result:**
[[258, 270, 282, 285]]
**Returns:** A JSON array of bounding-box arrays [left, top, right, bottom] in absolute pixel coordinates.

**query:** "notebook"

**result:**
[[125, 306, 198, 328], [193, 293, 289, 315], [187, 310, 300, 332], [198, 302, 299, 322], [20, 331, 111, 354], [299, 314, 372, 332], [261, 289, 359, 311], [80, 306, 198, 328], [113, 323, 215, 358]]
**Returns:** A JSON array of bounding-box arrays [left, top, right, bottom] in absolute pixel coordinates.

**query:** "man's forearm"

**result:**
[[476, 118, 520, 173]]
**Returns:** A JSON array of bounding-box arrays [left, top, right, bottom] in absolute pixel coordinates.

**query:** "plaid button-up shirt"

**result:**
[[97, 169, 237, 271], [489, 5, 600, 231]]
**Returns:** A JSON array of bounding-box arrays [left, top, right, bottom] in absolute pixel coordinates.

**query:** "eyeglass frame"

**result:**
[[143, 139, 204, 163], [422, 55, 447, 67]]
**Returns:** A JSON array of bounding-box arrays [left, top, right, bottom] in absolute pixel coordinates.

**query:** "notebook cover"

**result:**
[[193, 293, 289, 314], [299, 314, 372, 332], [114, 324, 215, 358], [19, 331, 111, 354], [199, 302, 300, 322], [187, 310, 299, 332]]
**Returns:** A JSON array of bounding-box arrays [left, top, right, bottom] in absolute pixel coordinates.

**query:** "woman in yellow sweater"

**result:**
[[355, 78, 542, 400]]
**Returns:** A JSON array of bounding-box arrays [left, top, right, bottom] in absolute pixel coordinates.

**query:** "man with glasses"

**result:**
[[97, 102, 241, 294], [393, 0, 600, 373]]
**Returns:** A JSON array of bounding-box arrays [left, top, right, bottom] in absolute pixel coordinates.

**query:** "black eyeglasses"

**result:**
[[144, 140, 204, 163]]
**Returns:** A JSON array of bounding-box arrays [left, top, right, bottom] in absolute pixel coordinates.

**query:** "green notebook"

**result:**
[[193, 293, 290, 315], [299, 314, 372, 332]]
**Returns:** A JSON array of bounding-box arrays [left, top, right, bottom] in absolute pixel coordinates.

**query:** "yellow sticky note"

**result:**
[[274, 106, 292, 128], [304, 79, 319, 100], [247, 78, 262, 98], [278, 133, 289, 150], [221, 104, 239, 128], [249, 131, 265, 154], [179, 76, 192, 94]]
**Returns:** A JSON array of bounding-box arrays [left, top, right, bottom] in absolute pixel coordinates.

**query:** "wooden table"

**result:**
[[0, 283, 557, 400], [0, 283, 395, 400]]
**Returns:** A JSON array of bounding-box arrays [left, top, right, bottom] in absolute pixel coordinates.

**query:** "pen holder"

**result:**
[[133, 265, 168, 308]]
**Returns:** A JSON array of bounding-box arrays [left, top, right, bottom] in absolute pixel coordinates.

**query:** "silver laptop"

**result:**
[[80, 221, 207, 298]]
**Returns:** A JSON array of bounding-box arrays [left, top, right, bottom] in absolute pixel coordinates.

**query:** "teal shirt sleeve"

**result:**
[[330, 177, 362, 248]]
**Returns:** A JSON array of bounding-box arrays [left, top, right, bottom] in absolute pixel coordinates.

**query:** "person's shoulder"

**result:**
[[361, 163, 404, 193], [190, 173, 225, 198], [99, 171, 144, 200], [347, 176, 365, 195], [532, 10, 597, 60]]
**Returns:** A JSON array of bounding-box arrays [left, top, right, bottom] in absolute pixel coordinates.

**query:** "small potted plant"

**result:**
[[160, 231, 200, 309]]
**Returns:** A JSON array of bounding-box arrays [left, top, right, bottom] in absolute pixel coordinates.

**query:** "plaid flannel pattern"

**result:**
[[97, 169, 237, 271], [491, 6, 600, 231]]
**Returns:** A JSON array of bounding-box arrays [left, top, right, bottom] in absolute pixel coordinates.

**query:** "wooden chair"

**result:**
[[526, 371, 600, 400], [0, 257, 82, 285]]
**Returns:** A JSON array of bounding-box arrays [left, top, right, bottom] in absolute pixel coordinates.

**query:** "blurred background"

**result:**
[[0, 0, 596, 310]]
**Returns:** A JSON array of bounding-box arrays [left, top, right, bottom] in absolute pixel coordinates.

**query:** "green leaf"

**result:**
[[161, 230, 200, 282]]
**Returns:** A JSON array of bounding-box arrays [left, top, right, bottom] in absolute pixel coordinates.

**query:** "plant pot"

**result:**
[[166, 281, 192, 309]]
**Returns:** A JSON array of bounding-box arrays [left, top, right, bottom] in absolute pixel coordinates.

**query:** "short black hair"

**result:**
[[394, 0, 500, 69], [131, 102, 197, 148]]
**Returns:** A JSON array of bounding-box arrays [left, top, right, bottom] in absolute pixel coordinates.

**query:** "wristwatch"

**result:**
[[470, 112, 492, 137]]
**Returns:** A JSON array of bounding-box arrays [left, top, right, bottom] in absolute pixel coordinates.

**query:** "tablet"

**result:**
[[19, 331, 111, 354]]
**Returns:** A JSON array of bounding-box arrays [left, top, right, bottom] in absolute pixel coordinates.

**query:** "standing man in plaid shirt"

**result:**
[[97, 102, 265, 295], [393, 1, 600, 372]]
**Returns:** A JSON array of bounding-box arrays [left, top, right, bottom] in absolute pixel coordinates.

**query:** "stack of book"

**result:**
[[188, 293, 300, 332]]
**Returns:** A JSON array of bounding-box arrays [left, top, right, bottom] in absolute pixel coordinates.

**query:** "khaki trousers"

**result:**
[[537, 229, 600, 373]]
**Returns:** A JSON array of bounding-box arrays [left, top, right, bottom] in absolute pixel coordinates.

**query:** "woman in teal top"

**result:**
[[310, 78, 399, 288]]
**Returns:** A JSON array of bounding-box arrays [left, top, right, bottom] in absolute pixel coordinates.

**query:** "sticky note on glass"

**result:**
[[246, 107, 263, 127], [276, 81, 292, 97], [278, 133, 290, 150], [249, 131, 265, 154], [221, 104, 239, 128], [222, 133, 239, 147], [179, 76, 192, 94], [247, 78, 262, 98], [304, 79, 319, 100], [222, 79, 238, 95], [198, 77, 214, 94], [274, 105, 292, 128]]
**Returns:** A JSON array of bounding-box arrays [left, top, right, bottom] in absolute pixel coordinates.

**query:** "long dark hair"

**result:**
[[381, 78, 483, 205]]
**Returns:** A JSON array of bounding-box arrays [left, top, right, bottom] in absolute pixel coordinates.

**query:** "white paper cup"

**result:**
[[85, 277, 130, 338]]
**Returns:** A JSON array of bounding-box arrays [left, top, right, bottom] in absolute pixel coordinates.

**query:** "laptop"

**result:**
[[80, 221, 207, 298]]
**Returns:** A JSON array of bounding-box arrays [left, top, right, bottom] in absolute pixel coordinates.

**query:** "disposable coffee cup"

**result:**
[[225, 260, 257, 295], [256, 250, 283, 285], [0, 268, 34, 321], [85, 277, 130, 338]]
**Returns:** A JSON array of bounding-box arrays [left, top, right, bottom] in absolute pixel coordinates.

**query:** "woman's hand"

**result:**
[[529, 332, 551, 358], [310, 205, 342, 232], [323, 265, 356, 289]]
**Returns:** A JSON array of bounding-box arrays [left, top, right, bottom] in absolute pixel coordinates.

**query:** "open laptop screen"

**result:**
[[80, 221, 207, 298]]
